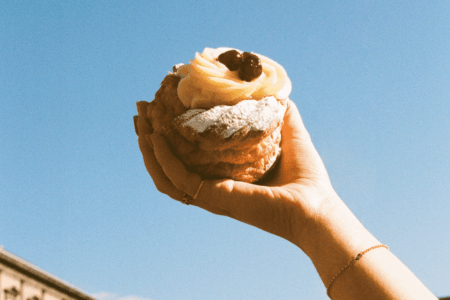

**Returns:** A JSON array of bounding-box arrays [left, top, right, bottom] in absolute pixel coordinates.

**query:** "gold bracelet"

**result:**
[[326, 244, 389, 298]]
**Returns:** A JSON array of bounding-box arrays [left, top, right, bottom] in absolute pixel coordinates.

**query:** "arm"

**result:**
[[134, 100, 437, 300], [303, 193, 436, 299]]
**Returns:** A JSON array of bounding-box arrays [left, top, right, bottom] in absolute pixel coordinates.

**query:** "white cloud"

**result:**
[[92, 292, 153, 300], [92, 292, 114, 300]]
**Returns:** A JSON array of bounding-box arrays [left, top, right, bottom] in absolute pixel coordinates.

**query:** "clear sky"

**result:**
[[1, 1, 449, 299]]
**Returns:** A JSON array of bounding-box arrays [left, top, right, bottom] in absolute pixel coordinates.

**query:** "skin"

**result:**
[[134, 100, 437, 300]]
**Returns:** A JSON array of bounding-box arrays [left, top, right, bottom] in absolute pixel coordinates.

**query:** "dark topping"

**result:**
[[218, 50, 242, 71], [217, 50, 263, 82], [238, 52, 263, 82]]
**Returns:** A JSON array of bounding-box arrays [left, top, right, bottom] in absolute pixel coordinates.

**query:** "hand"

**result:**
[[135, 100, 439, 300], [134, 100, 338, 250]]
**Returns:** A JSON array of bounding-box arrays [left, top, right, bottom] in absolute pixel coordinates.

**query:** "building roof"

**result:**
[[0, 247, 95, 300]]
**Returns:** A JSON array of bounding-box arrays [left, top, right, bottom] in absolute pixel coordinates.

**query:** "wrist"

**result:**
[[296, 192, 380, 286]]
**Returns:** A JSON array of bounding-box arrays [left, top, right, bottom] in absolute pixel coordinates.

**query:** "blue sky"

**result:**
[[1, 1, 449, 299]]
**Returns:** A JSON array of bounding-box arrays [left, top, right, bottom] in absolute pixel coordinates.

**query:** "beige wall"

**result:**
[[0, 263, 87, 300], [0, 249, 93, 300], [1, 271, 21, 300], [21, 279, 42, 300]]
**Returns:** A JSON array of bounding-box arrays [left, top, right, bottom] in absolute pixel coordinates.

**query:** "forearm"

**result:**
[[298, 194, 437, 300]]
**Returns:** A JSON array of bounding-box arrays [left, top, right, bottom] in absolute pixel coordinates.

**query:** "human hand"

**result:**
[[134, 100, 338, 250], [135, 100, 440, 300]]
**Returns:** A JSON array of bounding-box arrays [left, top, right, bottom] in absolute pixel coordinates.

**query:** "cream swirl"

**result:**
[[175, 47, 292, 109]]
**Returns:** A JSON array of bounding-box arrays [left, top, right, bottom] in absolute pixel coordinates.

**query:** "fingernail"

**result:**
[[136, 101, 149, 117], [133, 115, 139, 135]]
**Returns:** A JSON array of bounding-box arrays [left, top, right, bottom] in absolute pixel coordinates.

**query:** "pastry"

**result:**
[[137, 47, 292, 183]]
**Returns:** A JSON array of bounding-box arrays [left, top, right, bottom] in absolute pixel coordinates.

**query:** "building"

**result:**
[[0, 247, 94, 300]]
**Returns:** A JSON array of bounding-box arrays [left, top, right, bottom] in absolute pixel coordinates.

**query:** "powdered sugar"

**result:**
[[176, 96, 286, 138]]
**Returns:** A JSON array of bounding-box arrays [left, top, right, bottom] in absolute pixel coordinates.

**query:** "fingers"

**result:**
[[150, 133, 203, 198], [141, 130, 296, 242], [137, 132, 183, 200], [136, 101, 149, 118], [135, 116, 153, 145], [148, 134, 280, 220], [135, 115, 183, 200]]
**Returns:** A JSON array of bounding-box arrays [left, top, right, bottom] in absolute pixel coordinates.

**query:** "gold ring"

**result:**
[[193, 180, 204, 200], [181, 180, 204, 205]]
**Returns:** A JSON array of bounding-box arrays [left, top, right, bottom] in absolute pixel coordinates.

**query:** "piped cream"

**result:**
[[174, 47, 292, 109]]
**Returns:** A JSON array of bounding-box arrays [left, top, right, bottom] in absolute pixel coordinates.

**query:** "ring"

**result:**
[[181, 180, 204, 205], [193, 180, 204, 200], [182, 193, 192, 205]]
